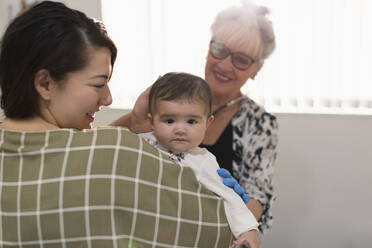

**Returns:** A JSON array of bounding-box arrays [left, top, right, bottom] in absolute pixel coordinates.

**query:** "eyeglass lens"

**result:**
[[209, 40, 254, 70]]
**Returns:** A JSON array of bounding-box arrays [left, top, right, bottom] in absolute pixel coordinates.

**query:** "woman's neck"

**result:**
[[0, 116, 59, 131], [212, 92, 243, 110]]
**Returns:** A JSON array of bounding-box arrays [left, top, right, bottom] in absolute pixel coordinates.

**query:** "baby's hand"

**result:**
[[233, 229, 259, 248]]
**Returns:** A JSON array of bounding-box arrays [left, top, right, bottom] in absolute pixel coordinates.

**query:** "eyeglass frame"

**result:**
[[208, 40, 256, 71]]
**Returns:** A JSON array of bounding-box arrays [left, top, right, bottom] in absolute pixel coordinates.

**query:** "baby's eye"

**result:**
[[187, 119, 197, 125], [164, 119, 174, 124]]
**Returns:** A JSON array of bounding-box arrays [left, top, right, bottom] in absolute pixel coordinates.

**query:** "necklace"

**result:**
[[212, 96, 246, 116]]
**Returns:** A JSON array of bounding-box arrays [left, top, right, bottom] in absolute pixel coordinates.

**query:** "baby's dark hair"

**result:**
[[149, 72, 212, 116]]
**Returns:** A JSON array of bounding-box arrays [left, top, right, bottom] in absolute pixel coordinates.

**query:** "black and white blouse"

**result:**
[[203, 96, 278, 234]]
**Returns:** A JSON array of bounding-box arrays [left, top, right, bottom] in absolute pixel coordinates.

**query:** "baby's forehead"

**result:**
[[154, 99, 210, 116]]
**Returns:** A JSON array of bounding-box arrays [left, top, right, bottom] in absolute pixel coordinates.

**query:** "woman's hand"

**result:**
[[111, 86, 152, 133], [128, 86, 152, 133], [217, 168, 250, 203], [233, 229, 259, 248]]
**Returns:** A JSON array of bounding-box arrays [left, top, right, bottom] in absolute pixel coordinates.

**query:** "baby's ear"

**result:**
[[147, 113, 152, 120], [207, 115, 214, 128]]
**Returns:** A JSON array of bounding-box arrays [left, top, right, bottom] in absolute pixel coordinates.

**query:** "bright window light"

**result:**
[[102, 0, 372, 115]]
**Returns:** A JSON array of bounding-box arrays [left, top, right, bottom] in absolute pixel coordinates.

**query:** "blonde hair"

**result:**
[[211, 0, 275, 66]]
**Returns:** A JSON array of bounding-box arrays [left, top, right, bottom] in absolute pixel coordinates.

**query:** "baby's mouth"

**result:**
[[87, 111, 96, 121]]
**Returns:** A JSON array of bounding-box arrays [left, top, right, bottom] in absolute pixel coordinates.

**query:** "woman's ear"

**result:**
[[249, 61, 264, 80], [34, 69, 53, 100]]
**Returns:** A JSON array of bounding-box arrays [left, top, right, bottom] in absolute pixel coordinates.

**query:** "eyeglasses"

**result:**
[[209, 40, 255, 71]]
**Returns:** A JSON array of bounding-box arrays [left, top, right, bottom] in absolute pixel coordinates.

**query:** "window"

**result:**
[[102, 0, 372, 114]]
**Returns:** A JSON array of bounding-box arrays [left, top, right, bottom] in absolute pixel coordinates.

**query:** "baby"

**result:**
[[140, 72, 259, 247]]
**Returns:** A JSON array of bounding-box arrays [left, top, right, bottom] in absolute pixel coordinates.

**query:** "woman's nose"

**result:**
[[100, 85, 113, 106], [218, 56, 234, 71]]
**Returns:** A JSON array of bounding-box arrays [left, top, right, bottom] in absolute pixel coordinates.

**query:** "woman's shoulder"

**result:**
[[238, 97, 276, 119], [0, 126, 140, 148], [85, 126, 146, 146], [93, 126, 133, 136], [233, 97, 278, 131]]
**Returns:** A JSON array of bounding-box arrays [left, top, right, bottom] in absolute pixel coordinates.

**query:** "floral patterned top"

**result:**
[[141, 95, 278, 234], [213, 96, 278, 234]]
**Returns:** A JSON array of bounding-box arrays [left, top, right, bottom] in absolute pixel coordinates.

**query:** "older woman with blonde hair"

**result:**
[[201, 0, 278, 234]]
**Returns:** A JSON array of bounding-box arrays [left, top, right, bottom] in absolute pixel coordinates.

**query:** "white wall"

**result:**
[[64, 0, 102, 20], [0, 0, 102, 35], [0, 1, 6, 36], [93, 107, 129, 127], [262, 113, 372, 248], [94, 109, 372, 248]]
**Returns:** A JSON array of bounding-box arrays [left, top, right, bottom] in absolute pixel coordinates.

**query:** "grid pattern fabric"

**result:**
[[0, 127, 232, 247]]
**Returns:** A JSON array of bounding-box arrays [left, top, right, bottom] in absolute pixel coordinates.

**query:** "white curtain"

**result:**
[[102, 0, 372, 114]]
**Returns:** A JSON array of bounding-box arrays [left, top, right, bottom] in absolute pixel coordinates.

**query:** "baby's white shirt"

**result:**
[[139, 132, 258, 238]]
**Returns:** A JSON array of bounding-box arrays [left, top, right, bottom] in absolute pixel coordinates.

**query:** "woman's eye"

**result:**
[[236, 56, 249, 65], [94, 84, 105, 88]]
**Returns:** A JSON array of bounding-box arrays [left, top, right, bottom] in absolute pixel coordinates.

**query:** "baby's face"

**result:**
[[151, 100, 213, 153]]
